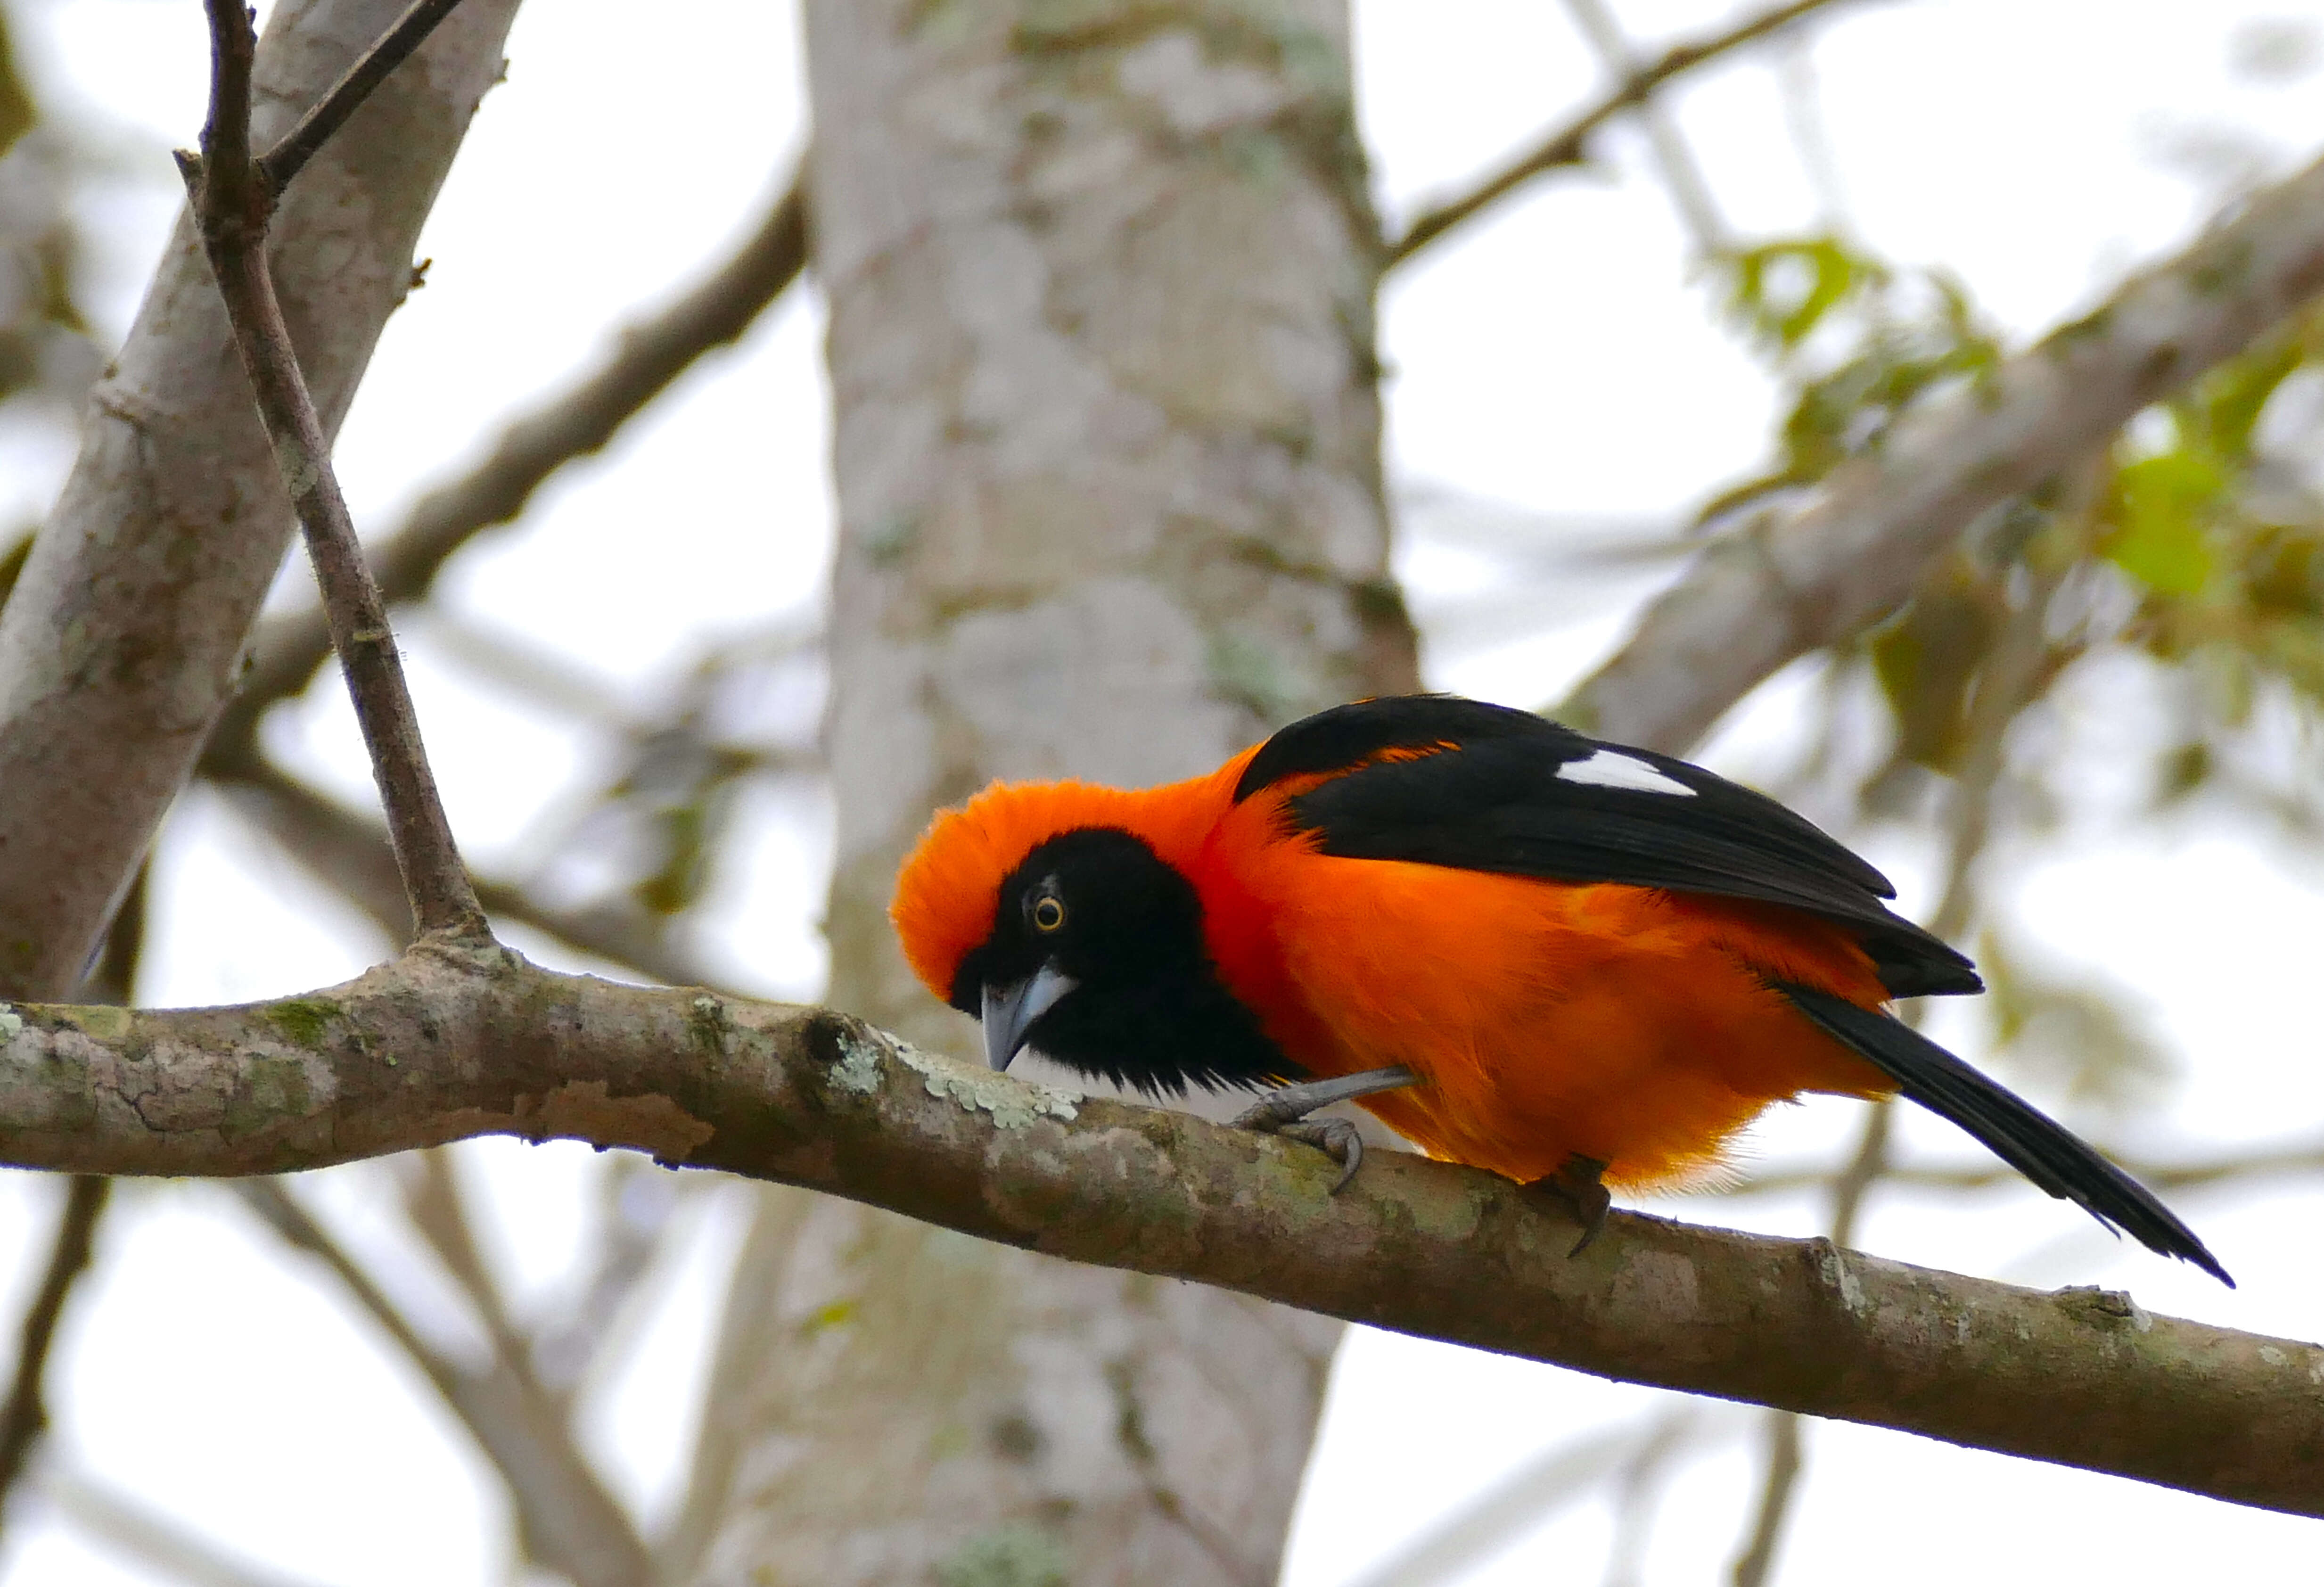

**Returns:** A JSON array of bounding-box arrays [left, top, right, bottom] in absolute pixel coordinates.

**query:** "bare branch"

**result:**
[[400, 1147, 527, 1361], [221, 169, 809, 742], [235, 1177, 653, 1587], [1567, 148, 2324, 754], [1349, 1416, 1709, 1587], [1726, 1411, 1802, 1587], [259, 0, 469, 192], [0, 1176, 108, 1528], [1599, 1411, 1702, 1587], [181, 0, 483, 941], [531, 1158, 689, 1397], [205, 748, 715, 987], [43, 1466, 337, 1587], [0, 949, 2313, 1515], [1556, 0, 1729, 253], [1732, 539, 2072, 1584], [0, 0, 519, 997], [1724, 1141, 2324, 1200], [1386, 0, 1882, 267]]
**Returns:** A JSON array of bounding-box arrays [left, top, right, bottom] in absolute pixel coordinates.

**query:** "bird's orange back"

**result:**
[[893, 744, 1893, 1188]]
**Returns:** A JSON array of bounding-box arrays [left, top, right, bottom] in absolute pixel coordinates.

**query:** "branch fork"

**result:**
[[180, 0, 485, 943]]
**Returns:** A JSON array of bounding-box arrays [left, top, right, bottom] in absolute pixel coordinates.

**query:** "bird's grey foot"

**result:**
[[1231, 1066, 1417, 1193]]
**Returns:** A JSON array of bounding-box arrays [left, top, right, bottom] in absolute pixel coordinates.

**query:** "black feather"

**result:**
[[1251, 697, 1979, 998], [1778, 983, 2232, 1285]]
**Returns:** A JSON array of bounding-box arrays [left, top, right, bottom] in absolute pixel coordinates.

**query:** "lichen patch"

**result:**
[[891, 1036, 1080, 1128], [829, 1028, 887, 1095]]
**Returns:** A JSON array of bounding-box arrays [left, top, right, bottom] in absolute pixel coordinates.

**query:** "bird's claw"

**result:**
[[1234, 1100, 1365, 1192], [1533, 1153, 1612, 1257]]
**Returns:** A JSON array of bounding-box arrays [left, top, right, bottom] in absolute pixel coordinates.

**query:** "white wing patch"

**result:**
[[1556, 749, 1697, 797]]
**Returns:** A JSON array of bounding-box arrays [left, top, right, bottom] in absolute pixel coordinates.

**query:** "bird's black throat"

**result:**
[[952, 827, 1297, 1097]]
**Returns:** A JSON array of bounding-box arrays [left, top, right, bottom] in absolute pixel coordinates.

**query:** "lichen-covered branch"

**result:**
[[0, 946, 2313, 1517], [1567, 147, 2324, 754]]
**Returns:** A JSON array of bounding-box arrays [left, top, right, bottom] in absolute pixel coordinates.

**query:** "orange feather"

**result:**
[[891, 744, 1893, 1191]]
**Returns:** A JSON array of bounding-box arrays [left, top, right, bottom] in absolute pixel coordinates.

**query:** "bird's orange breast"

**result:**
[[1191, 796, 1896, 1189]]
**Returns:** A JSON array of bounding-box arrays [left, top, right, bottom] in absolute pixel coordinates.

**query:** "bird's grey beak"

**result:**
[[981, 964, 1077, 1072]]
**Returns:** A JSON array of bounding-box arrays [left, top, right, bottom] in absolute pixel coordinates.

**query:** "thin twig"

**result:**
[[1557, 0, 1730, 253], [1598, 1411, 1701, 1587], [233, 1179, 654, 1587], [205, 748, 715, 986], [400, 1148, 529, 1364], [43, 1466, 340, 1587], [1730, 500, 2086, 1587], [1727, 1411, 1802, 1587], [259, 0, 469, 191], [1386, 0, 1883, 265], [531, 1158, 688, 1398], [0, 1176, 111, 1519], [1723, 1141, 2324, 1199], [1775, 40, 1853, 233], [182, 0, 485, 942], [219, 168, 808, 744], [1348, 1413, 1731, 1587]]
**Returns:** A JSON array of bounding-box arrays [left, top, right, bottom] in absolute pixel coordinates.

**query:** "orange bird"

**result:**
[[891, 695, 2227, 1283]]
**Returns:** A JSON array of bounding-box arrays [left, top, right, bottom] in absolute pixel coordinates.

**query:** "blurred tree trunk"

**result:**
[[669, 4, 1413, 1583]]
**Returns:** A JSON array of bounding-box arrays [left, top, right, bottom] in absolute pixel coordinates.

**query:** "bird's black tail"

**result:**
[[1777, 983, 2232, 1286]]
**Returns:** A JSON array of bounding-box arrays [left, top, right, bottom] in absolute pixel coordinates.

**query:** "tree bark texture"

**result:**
[[0, 952, 2314, 1519], [676, 4, 1416, 1584], [0, 0, 522, 1000]]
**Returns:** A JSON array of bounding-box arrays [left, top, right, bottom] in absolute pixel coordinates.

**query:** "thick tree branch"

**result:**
[[1566, 148, 2324, 754], [0, 948, 2312, 1515], [218, 168, 808, 746], [1386, 0, 1881, 267], [182, 0, 483, 941]]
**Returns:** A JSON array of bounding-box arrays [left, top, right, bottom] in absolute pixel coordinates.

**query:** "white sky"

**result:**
[[0, 1, 2320, 1584]]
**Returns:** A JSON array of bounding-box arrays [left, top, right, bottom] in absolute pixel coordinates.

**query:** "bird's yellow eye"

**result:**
[[1031, 896, 1066, 933]]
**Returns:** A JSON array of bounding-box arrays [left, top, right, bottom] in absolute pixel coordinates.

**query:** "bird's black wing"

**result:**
[[1780, 984, 2231, 1283], [1248, 697, 1979, 997]]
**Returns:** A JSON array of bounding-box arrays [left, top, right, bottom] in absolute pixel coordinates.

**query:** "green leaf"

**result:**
[[1725, 236, 1884, 352], [2106, 450, 2221, 596]]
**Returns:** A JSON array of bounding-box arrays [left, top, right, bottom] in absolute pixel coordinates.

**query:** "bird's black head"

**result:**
[[950, 827, 1294, 1097]]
